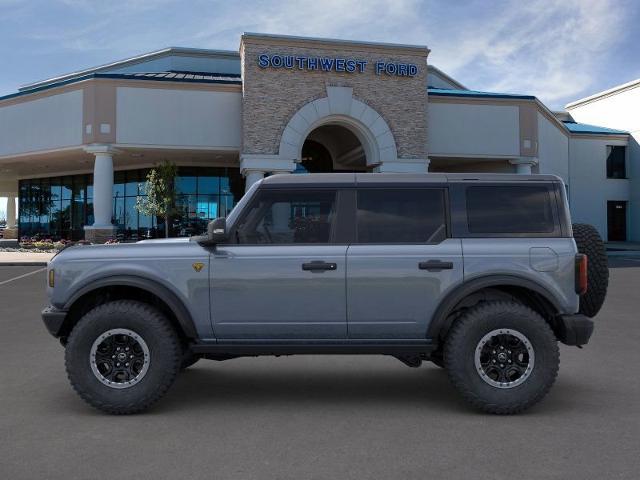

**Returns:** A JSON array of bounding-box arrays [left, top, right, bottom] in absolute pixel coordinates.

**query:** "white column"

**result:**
[[244, 170, 265, 192], [90, 149, 115, 226], [240, 154, 295, 192], [510, 157, 538, 175], [83, 145, 118, 242], [6, 195, 16, 229]]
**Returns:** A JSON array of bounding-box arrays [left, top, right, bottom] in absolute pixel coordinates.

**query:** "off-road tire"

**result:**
[[444, 301, 559, 414], [573, 223, 609, 318], [65, 300, 182, 414]]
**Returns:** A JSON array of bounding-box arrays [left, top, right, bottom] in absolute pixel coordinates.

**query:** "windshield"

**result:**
[[224, 180, 261, 229]]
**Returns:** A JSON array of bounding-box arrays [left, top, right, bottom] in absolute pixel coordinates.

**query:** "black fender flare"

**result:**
[[427, 274, 563, 340], [63, 275, 197, 338]]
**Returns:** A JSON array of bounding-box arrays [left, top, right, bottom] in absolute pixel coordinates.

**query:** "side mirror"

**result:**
[[207, 217, 228, 244]]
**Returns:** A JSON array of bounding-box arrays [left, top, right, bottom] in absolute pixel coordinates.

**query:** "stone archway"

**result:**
[[278, 86, 398, 170]]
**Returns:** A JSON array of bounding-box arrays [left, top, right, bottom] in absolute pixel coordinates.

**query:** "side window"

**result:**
[[606, 145, 626, 179], [356, 188, 447, 243], [235, 189, 338, 244], [466, 186, 554, 234]]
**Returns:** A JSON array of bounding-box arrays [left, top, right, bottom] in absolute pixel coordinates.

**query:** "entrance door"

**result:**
[[607, 201, 627, 241], [346, 187, 463, 339], [210, 188, 348, 339]]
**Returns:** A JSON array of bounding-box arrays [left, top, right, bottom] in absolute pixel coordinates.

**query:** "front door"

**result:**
[[346, 187, 463, 339], [210, 188, 348, 339], [607, 201, 627, 241]]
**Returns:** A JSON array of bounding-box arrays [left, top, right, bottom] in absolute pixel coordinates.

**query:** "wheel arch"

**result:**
[[60, 275, 197, 341], [427, 275, 563, 341]]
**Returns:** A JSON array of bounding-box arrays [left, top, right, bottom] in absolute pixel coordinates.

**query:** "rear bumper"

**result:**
[[42, 306, 68, 338], [556, 314, 594, 346]]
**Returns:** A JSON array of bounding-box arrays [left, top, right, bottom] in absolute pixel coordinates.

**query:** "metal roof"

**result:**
[[108, 71, 241, 82], [562, 121, 628, 135], [0, 71, 241, 103], [428, 88, 535, 100], [19, 47, 240, 92]]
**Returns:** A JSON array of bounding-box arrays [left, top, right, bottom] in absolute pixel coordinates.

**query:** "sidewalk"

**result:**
[[0, 251, 55, 266], [606, 242, 640, 258]]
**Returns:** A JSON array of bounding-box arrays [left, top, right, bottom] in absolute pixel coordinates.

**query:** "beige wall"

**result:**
[[537, 112, 569, 180], [427, 102, 520, 157], [240, 35, 429, 159], [0, 90, 83, 157], [116, 86, 242, 148]]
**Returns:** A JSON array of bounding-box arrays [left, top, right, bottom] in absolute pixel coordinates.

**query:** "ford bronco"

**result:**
[[42, 173, 608, 414]]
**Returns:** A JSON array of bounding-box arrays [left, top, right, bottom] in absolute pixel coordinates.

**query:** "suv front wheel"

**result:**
[[444, 301, 559, 414], [65, 300, 182, 414]]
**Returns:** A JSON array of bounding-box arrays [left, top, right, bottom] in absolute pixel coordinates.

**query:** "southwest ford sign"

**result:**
[[257, 54, 418, 77]]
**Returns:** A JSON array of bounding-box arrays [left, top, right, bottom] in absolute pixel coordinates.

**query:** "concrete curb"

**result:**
[[607, 251, 640, 258], [0, 262, 48, 266]]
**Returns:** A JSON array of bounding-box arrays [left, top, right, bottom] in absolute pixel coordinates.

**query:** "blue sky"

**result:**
[[1, 0, 639, 108], [1, 0, 639, 218]]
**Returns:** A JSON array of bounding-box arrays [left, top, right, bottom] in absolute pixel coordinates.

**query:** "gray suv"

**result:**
[[42, 173, 608, 414]]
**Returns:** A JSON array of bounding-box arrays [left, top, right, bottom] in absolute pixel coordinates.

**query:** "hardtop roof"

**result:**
[[260, 172, 563, 187]]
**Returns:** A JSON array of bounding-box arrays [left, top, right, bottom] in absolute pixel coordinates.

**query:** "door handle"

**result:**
[[419, 260, 453, 271], [302, 261, 337, 272]]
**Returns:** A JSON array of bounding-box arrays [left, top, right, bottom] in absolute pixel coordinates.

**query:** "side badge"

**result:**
[[192, 262, 205, 273]]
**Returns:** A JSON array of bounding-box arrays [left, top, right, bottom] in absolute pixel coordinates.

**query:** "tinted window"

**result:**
[[356, 189, 446, 243], [606, 146, 626, 179], [236, 190, 337, 244], [466, 186, 554, 234]]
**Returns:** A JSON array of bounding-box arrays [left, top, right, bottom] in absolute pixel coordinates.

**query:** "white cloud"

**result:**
[[5, 0, 634, 109], [185, 0, 631, 107], [424, 0, 630, 107]]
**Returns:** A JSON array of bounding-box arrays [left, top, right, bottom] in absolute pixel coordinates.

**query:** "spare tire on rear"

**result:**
[[572, 223, 609, 317]]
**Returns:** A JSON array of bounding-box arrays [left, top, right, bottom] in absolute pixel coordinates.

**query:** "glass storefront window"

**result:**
[[61, 177, 73, 200], [18, 166, 242, 241], [176, 175, 197, 194], [113, 171, 126, 198], [197, 176, 218, 195]]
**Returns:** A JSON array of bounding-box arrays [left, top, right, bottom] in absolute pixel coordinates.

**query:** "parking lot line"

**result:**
[[0, 267, 46, 287]]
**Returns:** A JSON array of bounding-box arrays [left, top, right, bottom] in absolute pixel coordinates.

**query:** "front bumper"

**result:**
[[42, 306, 68, 338], [556, 314, 594, 346]]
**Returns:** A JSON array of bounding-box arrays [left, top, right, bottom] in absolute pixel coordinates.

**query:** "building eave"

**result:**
[[565, 78, 640, 109], [1, 73, 242, 105]]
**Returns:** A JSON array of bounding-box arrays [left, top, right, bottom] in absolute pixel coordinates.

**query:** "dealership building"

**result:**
[[0, 33, 635, 243]]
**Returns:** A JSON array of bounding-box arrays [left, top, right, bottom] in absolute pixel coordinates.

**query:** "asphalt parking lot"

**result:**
[[1, 260, 639, 480]]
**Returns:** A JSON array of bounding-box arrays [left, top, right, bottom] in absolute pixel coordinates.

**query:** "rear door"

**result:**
[[346, 187, 463, 339]]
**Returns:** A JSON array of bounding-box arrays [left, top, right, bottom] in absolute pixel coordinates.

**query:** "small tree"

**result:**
[[135, 161, 178, 238]]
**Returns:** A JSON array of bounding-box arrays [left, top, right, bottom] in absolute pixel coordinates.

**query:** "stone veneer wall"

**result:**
[[240, 36, 429, 160]]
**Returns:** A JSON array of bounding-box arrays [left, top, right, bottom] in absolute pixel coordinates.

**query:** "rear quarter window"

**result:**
[[466, 185, 555, 234]]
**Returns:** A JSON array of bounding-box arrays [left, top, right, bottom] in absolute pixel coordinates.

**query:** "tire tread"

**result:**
[[444, 301, 559, 414], [65, 300, 181, 415], [573, 223, 609, 318]]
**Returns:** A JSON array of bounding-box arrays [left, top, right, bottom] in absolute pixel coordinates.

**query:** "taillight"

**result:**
[[575, 254, 588, 295]]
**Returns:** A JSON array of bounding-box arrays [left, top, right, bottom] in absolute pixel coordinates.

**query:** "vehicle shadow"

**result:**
[[154, 360, 474, 414]]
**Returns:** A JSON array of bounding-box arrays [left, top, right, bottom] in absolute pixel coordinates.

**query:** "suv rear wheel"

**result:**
[[444, 301, 559, 414], [65, 300, 182, 414]]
